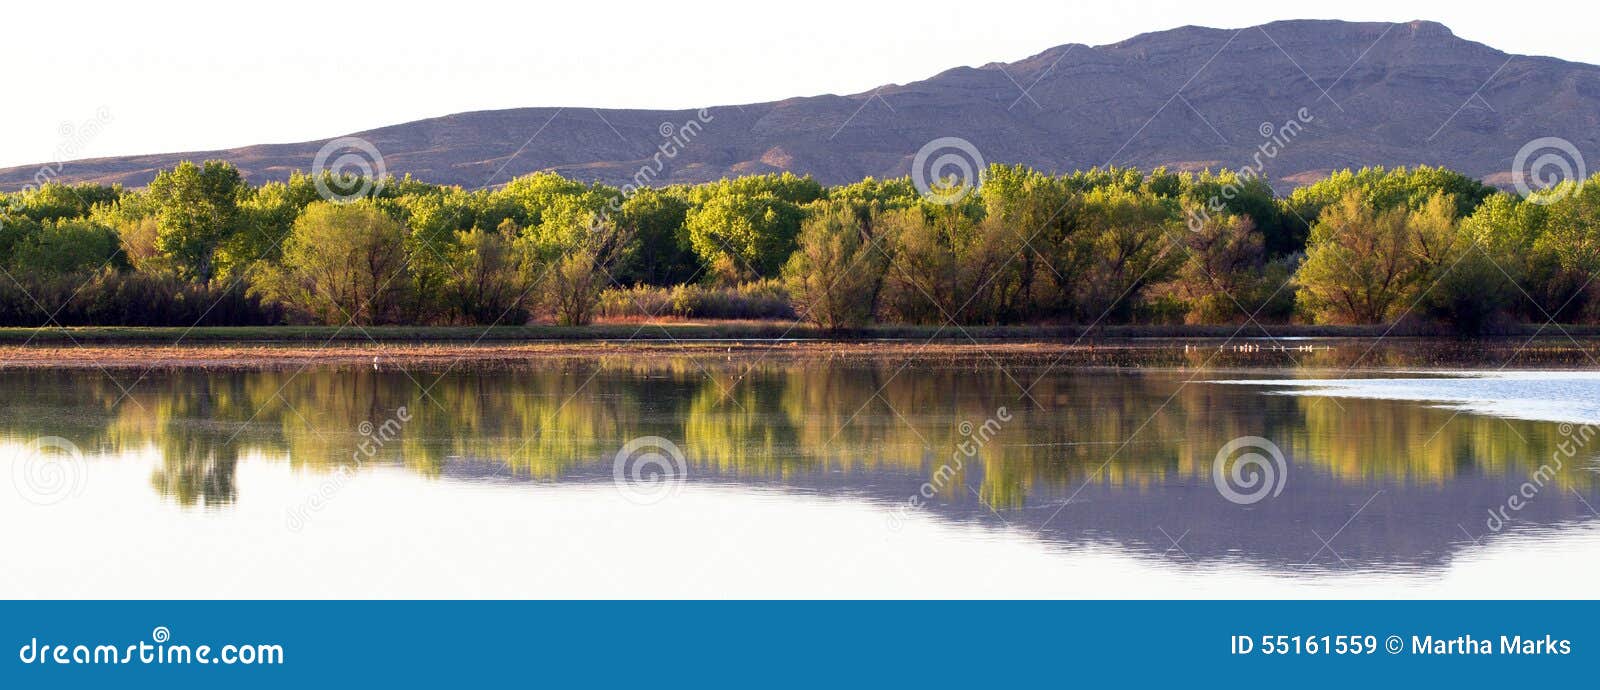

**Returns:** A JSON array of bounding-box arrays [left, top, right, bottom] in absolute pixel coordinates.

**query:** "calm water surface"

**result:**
[[3, 342, 1598, 598]]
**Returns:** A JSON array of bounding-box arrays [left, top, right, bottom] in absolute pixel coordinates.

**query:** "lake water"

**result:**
[[3, 340, 1598, 598]]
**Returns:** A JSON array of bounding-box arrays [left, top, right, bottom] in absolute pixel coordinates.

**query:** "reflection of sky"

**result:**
[[1218, 371, 1600, 426], [459, 445, 1600, 575], [5, 457, 1599, 599]]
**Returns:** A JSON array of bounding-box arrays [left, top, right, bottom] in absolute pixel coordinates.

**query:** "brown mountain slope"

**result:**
[[5, 19, 1597, 192]]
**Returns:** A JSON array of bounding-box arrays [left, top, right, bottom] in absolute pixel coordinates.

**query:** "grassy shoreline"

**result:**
[[2, 321, 1599, 345]]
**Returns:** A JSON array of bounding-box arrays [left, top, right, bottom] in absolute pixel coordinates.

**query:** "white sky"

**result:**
[[2, 0, 1595, 169]]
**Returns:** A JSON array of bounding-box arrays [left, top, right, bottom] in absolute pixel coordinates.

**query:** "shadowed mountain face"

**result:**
[[5, 19, 1598, 192]]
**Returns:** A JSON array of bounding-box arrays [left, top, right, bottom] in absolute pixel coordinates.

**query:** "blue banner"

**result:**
[[1, 601, 1593, 687]]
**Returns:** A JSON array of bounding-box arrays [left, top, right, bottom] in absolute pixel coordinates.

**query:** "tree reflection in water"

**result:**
[[0, 349, 1596, 570]]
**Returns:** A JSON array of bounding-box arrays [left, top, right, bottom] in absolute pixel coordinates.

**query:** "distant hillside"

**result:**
[[5, 19, 1598, 192]]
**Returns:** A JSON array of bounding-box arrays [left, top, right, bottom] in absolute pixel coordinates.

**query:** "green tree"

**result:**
[[1079, 187, 1182, 322], [0, 215, 39, 266], [492, 172, 601, 229], [1295, 189, 1463, 324], [217, 173, 323, 281], [252, 201, 410, 325], [616, 189, 698, 285], [684, 193, 803, 283], [16, 183, 121, 223], [979, 164, 1059, 321], [824, 177, 920, 213], [1167, 210, 1285, 324], [443, 219, 539, 324], [147, 160, 247, 282], [534, 212, 634, 326], [878, 204, 1005, 324], [88, 190, 166, 275], [1531, 178, 1600, 322], [782, 202, 886, 329], [8, 219, 123, 274], [1182, 171, 1291, 255], [687, 172, 824, 207], [1283, 166, 1493, 250]]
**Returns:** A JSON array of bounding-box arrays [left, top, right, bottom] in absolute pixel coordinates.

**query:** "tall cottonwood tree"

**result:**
[[1294, 190, 1461, 324], [252, 201, 410, 325], [147, 160, 247, 282], [782, 202, 886, 329]]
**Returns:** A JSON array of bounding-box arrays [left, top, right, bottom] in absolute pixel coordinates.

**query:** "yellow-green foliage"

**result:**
[[3, 161, 1594, 330]]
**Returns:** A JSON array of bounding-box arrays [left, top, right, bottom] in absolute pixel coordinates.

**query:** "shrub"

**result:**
[[531, 212, 633, 326], [683, 280, 793, 320], [597, 281, 794, 320], [782, 203, 885, 329], [0, 270, 278, 327], [7, 218, 124, 275]]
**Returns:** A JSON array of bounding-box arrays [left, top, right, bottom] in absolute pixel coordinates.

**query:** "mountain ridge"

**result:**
[[5, 18, 1597, 192]]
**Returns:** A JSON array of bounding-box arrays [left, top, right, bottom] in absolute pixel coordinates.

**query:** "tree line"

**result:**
[[0, 159, 1595, 332]]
